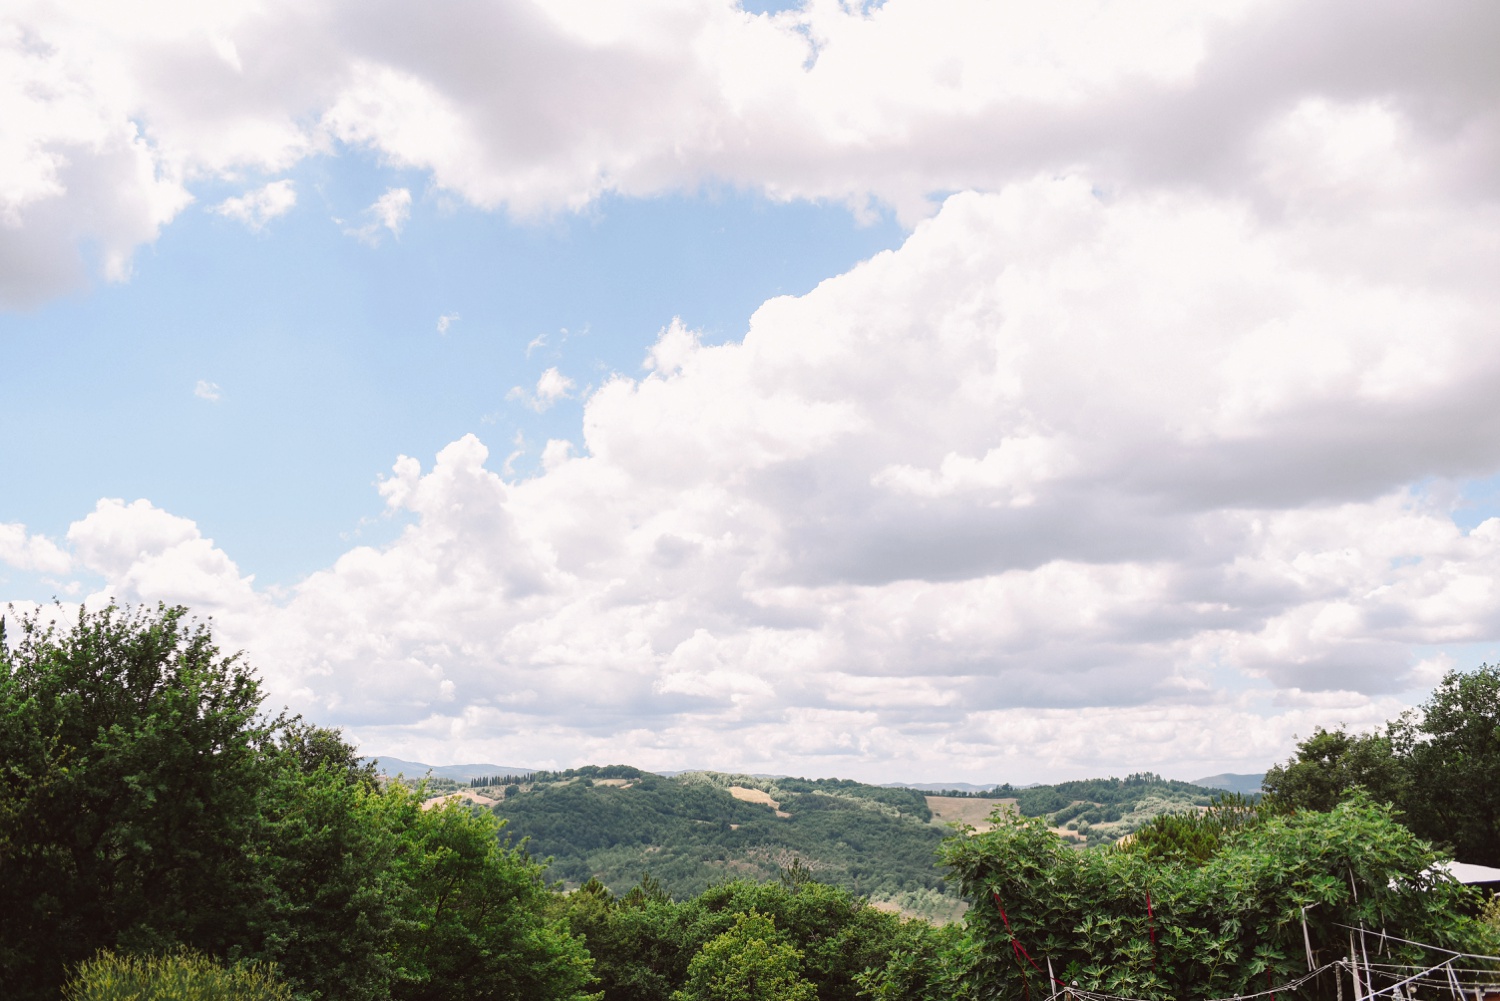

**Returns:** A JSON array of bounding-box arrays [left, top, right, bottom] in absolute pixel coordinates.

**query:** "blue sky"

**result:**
[[4, 0, 1500, 782], [1, 155, 902, 590]]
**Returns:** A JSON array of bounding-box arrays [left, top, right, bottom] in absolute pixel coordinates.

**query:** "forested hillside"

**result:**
[[998, 774, 1219, 847], [398, 766, 1226, 918], [483, 766, 962, 921]]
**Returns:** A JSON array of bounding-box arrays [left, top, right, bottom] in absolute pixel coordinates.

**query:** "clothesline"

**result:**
[[1008, 933, 1500, 1001], [1332, 924, 1500, 965], [1053, 956, 1497, 1001]]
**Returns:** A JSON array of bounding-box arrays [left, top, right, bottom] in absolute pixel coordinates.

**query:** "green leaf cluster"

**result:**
[[63, 949, 292, 1001]]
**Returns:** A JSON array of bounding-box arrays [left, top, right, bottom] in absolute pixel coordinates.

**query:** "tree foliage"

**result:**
[[555, 872, 960, 1001], [671, 911, 816, 1001], [0, 604, 271, 997], [1265, 665, 1500, 865]]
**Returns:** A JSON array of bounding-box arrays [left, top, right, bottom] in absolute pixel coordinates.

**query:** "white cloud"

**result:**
[[436, 312, 458, 334], [211, 179, 296, 231], [4, 1, 1499, 300], [19, 170, 1500, 779], [370, 186, 411, 234], [7, 0, 1500, 779], [0, 523, 71, 575], [509, 367, 576, 412], [65, 499, 262, 614], [194, 379, 223, 401]]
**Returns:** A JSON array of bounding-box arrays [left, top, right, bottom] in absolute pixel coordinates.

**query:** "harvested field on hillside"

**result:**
[[728, 785, 790, 817], [925, 796, 1015, 832]]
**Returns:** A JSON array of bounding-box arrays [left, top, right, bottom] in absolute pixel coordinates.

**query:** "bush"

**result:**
[[671, 911, 815, 1001], [63, 949, 291, 1001]]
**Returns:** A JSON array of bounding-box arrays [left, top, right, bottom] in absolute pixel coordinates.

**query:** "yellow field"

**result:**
[[727, 785, 791, 817], [924, 796, 1017, 833]]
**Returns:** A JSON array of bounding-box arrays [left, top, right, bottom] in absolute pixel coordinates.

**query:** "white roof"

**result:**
[[1441, 860, 1500, 884]]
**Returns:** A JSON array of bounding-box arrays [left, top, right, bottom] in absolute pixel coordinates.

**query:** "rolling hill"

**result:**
[[376, 763, 1241, 922]]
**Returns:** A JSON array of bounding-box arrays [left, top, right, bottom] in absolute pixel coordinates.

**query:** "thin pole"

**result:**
[[1303, 906, 1315, 972], [1351, 934, 1365, 1001]]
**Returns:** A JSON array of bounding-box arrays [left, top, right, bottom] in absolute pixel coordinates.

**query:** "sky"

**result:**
[[3, 0, 1500, 784]]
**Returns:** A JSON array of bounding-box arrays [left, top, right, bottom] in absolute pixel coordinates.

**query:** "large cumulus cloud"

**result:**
[[10, 163, 1500, 779], [4, 0, 1500, 301]]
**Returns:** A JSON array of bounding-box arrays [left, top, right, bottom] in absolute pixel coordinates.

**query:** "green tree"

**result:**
[[0, 602, 599, 1001], [1262, 727, 1403, 813], [556, 871, 956, 1001], [1130, 793, 1262, 865], [1264, 666, 1500, 866], [0, 604, 272, 1000], [385, 794, 597, 1001], [672, 911, 815, 1001], [1391, 665, 1500, 866], [244, 735, 402, 1001]]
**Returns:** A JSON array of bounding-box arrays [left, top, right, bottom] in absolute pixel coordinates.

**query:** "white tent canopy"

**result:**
[[1439, 860, 1500, 885]]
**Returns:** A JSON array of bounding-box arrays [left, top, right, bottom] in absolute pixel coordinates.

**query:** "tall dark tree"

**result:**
[[0, 603, 272, 999], [1391, 665, 1500, 866], [1261, 726, 1403, 813]]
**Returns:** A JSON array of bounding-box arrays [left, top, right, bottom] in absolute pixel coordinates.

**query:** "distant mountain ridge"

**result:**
[[366, 757, 1267, 795], [364, 756, 534, 783], [1190, 772, 1265, 795]]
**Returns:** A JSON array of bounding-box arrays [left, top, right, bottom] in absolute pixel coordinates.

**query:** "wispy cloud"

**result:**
[[345, 187, 412, 246], [436, 313, 459, 334], [212, 180, 296, 232], [194, 380, 223, 402]]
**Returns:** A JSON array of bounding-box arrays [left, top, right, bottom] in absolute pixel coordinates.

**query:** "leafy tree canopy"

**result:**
[[671, 911, 815, 1001]]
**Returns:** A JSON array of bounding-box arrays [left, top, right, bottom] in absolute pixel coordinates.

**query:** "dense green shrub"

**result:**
[[63, 949, 291, 1001], [556, 872, 961, 1001]]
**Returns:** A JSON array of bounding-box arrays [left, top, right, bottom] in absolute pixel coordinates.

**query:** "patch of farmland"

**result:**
[[925, 796, 1016, 832]]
